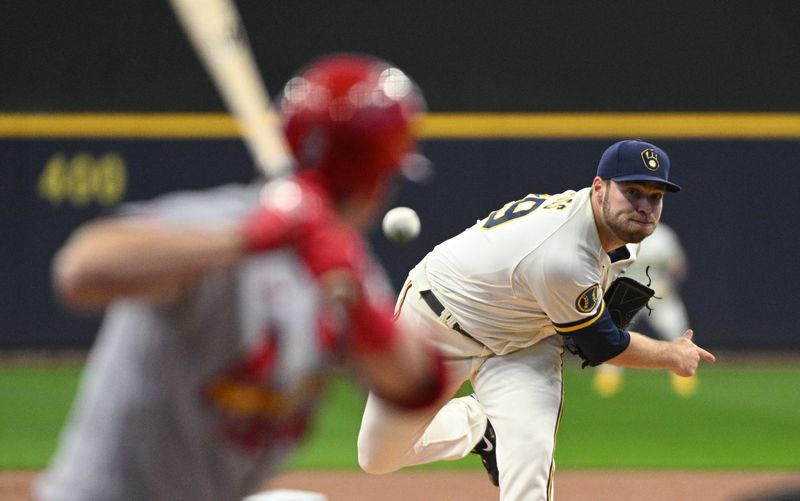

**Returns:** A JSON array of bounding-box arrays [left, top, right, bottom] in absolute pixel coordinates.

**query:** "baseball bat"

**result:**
[[168, 0, 293, 178]]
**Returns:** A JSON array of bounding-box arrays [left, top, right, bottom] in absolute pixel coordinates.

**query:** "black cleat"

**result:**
[[471, 419, 499, 486]]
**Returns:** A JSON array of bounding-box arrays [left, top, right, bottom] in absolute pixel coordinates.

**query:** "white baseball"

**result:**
[[382, 206, 421, 243]]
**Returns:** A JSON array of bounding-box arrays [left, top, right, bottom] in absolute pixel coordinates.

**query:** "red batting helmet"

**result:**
[[279, 53, 426, 199]]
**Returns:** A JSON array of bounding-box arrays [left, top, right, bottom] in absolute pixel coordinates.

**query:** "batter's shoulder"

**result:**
[[116, 182, 263, 224]]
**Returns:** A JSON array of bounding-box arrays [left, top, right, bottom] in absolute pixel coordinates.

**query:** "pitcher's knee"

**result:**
[[357, 438, 402, 474], [357, 450, 398, 475]]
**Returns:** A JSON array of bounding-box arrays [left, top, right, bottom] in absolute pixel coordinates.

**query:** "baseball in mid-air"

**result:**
[[382, 206, 421, 243]]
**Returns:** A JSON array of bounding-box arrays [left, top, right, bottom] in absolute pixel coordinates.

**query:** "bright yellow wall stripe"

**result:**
[[422, 113, 800, 139], [0, 113, 239, 138], [3, 112, 800, 139]]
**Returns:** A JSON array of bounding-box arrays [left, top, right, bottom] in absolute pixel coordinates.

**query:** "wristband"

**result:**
[[241, 209, 296, 253], [374, 349, 447, 410], [348, 300, 397, 352]]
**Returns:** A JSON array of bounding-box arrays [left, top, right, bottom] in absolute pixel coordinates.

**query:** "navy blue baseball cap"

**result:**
[[596, 139, 681, 192]]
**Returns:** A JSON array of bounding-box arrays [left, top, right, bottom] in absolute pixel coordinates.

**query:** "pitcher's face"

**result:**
[[601, 180, 664, 244]]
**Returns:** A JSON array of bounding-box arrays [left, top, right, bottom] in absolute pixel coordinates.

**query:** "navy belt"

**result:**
[[420, 290, 479, 343]]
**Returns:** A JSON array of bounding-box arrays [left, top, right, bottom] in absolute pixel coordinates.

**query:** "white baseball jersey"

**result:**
[[359, 186, 644, 500], [410, 187, 638, 355], [36, 182, 394, 501]]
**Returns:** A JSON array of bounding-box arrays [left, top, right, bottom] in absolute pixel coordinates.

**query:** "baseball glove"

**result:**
[[603, 276, 656, 329]]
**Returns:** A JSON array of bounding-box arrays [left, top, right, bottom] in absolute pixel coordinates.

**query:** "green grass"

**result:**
[[285, 376, 370, 469], [2, 361, 799, 470], [556, 365, 800, 469], [0, 365, 82, 468]]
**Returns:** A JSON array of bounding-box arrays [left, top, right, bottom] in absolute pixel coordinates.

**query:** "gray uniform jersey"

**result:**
[[36, 182, 391, 501]]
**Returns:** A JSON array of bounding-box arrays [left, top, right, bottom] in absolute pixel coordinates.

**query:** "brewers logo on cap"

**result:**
[[641, 148, 660, 171]]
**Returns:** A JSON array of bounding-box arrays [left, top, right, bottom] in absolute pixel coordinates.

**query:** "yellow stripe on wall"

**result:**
[[422, 113, 800, 139], [3, 112, 800, 139], [0, 113, 239, 138]]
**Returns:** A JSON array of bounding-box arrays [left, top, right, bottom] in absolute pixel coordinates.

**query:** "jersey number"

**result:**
[[482, 194, 549, 228]]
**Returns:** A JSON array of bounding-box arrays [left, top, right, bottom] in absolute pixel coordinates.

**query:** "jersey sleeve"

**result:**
[[531, 255, 632, 366], [115, 183, 263, 226], [561, 306, 631, 366], [529, 251, 605, 334]]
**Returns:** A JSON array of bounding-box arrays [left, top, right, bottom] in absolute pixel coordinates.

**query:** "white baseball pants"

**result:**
[[357, 280, 565, 501]]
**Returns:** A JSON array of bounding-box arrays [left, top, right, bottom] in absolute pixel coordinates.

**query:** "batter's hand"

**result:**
[[241, 179, 331, 253], [671, 329, 716, 377]]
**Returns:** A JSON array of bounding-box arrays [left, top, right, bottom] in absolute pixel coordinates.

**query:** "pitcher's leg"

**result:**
[[359, 276, 489, 475], [357, 376, 485, 474], [473, 337, 564, 501], [418, 394, 488, 459]]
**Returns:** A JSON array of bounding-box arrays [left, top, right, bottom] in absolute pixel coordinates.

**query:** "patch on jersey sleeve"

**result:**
[[575, 284, 600, 313]]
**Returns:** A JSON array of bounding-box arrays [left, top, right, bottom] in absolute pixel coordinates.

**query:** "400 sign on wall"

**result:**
[[37, 152, 127, 208]]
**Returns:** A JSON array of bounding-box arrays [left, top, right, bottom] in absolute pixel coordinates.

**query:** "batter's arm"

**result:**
[[55, 180, 333, 310], [53, 218, 247, 309], [606, 329, 716, 376]]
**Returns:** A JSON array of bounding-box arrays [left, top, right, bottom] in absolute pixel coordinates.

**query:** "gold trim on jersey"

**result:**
[[552, 301, 605, 333], [547, 350, 565, 501], [393, 280, 414, 321]]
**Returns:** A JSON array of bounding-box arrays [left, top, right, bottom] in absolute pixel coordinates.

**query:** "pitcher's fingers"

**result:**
[[681, 329, 694, 340]]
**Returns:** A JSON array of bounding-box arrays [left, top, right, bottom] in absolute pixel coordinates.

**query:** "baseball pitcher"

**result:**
[[357, 140, 715, 501]]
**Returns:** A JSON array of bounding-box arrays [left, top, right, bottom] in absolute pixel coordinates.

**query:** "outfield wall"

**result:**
[[2, 122, 799, 349], [3, 2, 800, 349]]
